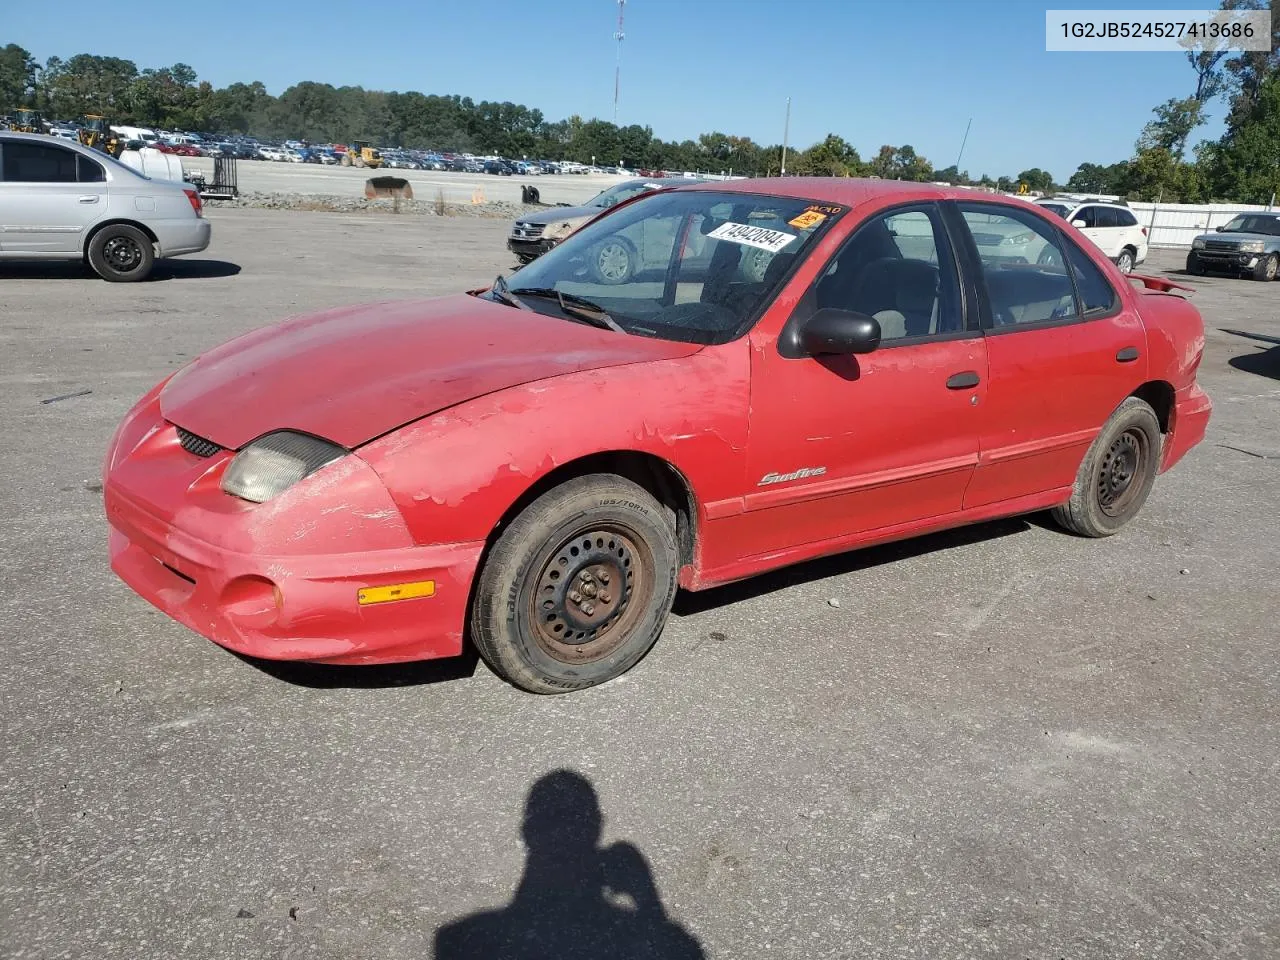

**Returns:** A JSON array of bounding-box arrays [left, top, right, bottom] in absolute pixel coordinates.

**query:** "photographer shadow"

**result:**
[[435, 770, 704, 960]]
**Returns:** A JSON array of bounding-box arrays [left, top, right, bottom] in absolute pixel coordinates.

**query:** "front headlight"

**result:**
[[1001, 232, 1035, 246], [221, 431, 346, 503], [1239, 240, 1266, 253], [541, 219, 584, 241], [1192, 238, 1206, 250]]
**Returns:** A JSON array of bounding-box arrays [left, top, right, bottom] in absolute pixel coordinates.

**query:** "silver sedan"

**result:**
[[0, 132, 211, 281]]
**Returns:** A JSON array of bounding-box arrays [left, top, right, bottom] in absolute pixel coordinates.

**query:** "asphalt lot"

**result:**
[[181, 157, 629, 206], [2, 211, 1277, 959]]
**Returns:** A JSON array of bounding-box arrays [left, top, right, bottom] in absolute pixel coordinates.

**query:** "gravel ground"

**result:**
[[1, 212, 1277, 960]]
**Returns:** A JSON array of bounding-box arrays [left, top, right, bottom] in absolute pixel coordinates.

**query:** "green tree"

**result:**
[[1017, 167, 1055, 192], [791, 134, 862, 176], [0, 43, 37, 111]]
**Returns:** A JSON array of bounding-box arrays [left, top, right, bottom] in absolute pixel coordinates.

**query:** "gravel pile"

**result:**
[[207, 191, 541, 219]]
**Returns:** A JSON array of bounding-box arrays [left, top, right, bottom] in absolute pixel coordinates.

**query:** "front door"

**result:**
[[949, 201, 1149, 508], [0, 140, 106, 254], [740, 203, 987, 558]]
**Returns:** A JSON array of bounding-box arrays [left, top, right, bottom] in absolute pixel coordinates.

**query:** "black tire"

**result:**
[[87, 224, 154, 282], [1186, 251, 1205, 276], [1115, 248, 1135, 274], [1051, 396, 1161, 538], [470, 474, 679, 694], [1252, 252, 1278, 281], [590, 238, 635, 285]]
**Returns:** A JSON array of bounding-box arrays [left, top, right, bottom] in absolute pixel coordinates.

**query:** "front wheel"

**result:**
[[1051, 396, 1161, 537], [591, 239, 635, 285], [1253, 252, 1278, 281], [1186, 251, 1205, 275], [470, 475, 679, 694], [87, 224, 154, 282]]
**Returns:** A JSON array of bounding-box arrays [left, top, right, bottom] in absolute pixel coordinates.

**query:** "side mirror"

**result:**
[[1071, 219, 1088, 229], [802, 308, 881, 356], [1215, 225, 1225, 232]]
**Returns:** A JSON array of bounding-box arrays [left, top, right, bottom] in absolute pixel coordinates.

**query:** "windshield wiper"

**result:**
[[489, 273, 531, 310], [512, 287, 626, 333]]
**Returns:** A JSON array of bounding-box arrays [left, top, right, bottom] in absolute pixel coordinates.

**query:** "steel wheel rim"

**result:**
[[596, 242, 630, 282], [103, 236, 142, 272], [528, 524, 652, 664], [1097, 428, 1149, 516]]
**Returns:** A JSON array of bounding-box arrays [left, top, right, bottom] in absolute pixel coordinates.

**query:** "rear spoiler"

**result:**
[[1128, 273, 1195, 296]]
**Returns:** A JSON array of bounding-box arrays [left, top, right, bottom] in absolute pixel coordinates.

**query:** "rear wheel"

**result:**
[[87, 224, 154, 282], [1051, 397, 1161, 538], [1115, 248, 1135, 274], [470, 475, 679, 694], [1252, 253, 1278, 281]]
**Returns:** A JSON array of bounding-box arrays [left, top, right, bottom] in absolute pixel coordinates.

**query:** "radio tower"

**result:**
[[613, 0, 626, 124]]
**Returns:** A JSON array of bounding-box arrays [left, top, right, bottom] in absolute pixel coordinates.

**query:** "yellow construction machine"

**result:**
[[78, 115, 123, 156], [12, 108, 44, 134], [341, 140, 383, 169]]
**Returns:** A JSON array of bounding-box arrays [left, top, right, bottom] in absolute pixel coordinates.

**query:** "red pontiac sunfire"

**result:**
[[104, 179, 1211, 693]]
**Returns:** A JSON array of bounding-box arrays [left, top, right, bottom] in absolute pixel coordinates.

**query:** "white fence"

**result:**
[[1127, 201, 1275, 249]]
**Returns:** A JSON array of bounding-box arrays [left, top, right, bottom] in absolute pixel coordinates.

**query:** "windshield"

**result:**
[[589, 180, 663, 209], [1221, 214, 1280, 236], [1039, 203, 1071, 218], [494, 189, 840, 345]]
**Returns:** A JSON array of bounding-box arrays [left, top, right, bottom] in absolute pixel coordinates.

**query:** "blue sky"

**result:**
[[6, 0, 1225, 181]]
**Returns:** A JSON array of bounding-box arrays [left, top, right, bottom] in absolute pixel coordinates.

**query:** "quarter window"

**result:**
[[813, 205, 963, 341], [2, 142, 78, 182], [77, 154, 105, 183], [1116, 209, 1139, 227]]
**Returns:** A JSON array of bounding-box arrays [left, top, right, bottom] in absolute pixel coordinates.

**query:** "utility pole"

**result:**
[[613, 0, 626, 124], [954, 117, 972, 173], [780, 97, 791, 176]]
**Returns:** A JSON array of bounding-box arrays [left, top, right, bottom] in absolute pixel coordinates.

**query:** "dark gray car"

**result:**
[[1187, 212, 1280, 281], [507, 178, 697, 263]]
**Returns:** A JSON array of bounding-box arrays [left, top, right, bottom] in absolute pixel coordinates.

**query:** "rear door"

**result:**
[[0, 141, 107, 254], [947, 200, 1148, 509]]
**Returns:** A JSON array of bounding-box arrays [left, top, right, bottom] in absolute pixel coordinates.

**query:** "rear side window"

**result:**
[[77, 154, 105, 183], [1, 142, 78, 182], [1062, 237, 1118, 314], [1095, 206, 1119, 228]]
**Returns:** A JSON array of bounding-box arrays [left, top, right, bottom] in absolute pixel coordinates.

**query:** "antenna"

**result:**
[[613, 0, 626, 124]]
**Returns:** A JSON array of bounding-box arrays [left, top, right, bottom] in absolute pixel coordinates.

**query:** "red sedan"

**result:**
[[104, 179, 1211, 693]]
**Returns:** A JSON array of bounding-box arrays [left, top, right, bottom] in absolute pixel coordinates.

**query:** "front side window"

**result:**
[[2, 142, 78, 182], [812, 205, 964, 341], [496, 190, 838, 344], [1072, 206, 1097, 228]]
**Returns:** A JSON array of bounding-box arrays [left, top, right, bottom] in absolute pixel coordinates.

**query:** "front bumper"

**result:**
[[1192, 249, 1261, 271], [103, 400, 482, 666], [507, 236, 557, 259]]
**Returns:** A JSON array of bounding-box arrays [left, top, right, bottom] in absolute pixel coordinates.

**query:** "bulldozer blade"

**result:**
[[365, 176, 413, 201]]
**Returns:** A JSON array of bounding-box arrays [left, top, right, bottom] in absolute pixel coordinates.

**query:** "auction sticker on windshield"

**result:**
[[707, 221, 798, 253]]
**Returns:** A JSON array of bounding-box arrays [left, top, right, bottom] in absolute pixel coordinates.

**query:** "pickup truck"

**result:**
[[1187, 212, 1280, 280]]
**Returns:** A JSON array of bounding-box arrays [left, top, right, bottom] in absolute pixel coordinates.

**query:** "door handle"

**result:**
[[1116, 346, 1140, 363], [78, 195, 99, 203], [946, 371, 981, 390]]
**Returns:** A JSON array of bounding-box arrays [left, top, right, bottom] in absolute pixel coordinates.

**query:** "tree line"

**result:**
[[2, 0, 1277, 200]]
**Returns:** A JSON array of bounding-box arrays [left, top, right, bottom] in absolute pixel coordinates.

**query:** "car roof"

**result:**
[[673, 176, 1039, 209]]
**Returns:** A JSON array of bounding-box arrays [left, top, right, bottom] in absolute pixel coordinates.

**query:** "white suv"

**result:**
[[1035, 196, 1148, 273]]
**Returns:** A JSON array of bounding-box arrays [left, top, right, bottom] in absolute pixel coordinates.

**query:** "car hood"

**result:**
[[1196, 231, 1278, 243], [160, 294, 701, 449], [517, 203, 604, 225]]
